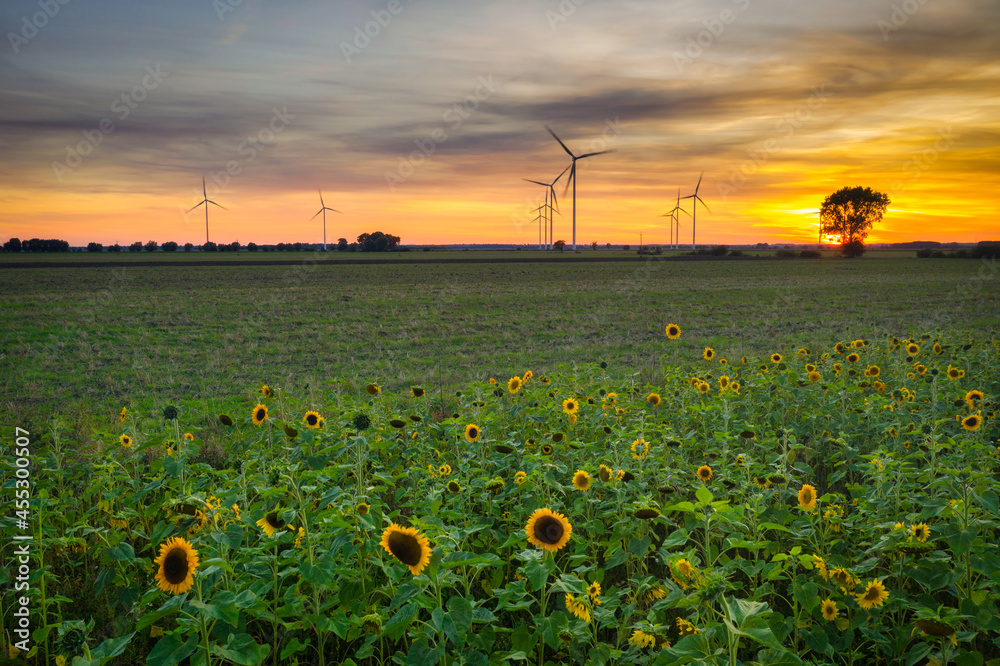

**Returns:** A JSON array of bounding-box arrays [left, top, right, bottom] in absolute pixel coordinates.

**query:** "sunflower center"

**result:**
[[307, 414, 317, 425], [266, 513, 285, 529], [256, 409, 266, 420], [387, 532, 421, 565], [864, 586, 881, 601], [469, 427, 478, 438], [534, 516, 564, 544], [163, 548, 190, 584]]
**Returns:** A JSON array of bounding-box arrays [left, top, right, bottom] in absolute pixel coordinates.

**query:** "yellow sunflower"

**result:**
[[631, 438, 649, 460], [565, 594, 591, 623], [599, 464, 612, 482], [366, 382, 381, 396], [961, 413, 982, 431], [808, 371, 821, 383], [303, 411, 323, 429], [812, 554, 829, 580], [464, 424, 480, 443], [907, 343, 920, 355], [256, 511, 286, 537], [572, 469, 591, 491], [251, 404, 268, 426], [119, 407, 127, 422], [153, 537, 199, 595], [357, 502, 370, 515], [855, 579, 889, 610], [821, 599, 838, 621], [665, 323, 681, 339], [798, 484, 817, 511], [846, 353, 860, 364], [522, 370, 533, 384], [933, 342, 943, 354], [865, 365, 880, 378], [120, 434, 133, 449], [629, 629, 656, 648], [946, 365, 962, 380], [380, 523, 431, 576], [588, 581, 602, 602], [697, 465, 713, 482], [514, 471, 527, 485], [647, 392, 661, 406], [910, 522, 931, 542], [562, 398, 579, 415], [771, 353, 782, 364], [261, 384, 272, 398], [525, 508, 572, 552], [703, 347, 715, 361], [438, 464, 452, 476], [183, 432, 195, 441], [508, 376, 522, 393]]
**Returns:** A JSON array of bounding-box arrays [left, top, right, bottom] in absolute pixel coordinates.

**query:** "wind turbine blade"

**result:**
[[561, 163, 575, 198], [576, 148, 617, 159], [523, 178, 548, 186], [544, 125, 575, 158], [185, 202, 204, 214], [328, 208, 342, 213], [207, 201, 227, 210], [202, 177, 207, 199], [549, 186, 559, 214], [552, 164, 571, 185], [311, 209, 323, 220], [318, 189, 325, 207], [696, 196, 711, 214], [695, 172, 703, 194]]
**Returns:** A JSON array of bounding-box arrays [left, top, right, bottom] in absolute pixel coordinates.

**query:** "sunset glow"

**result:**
[[1, 1, 997, 246]]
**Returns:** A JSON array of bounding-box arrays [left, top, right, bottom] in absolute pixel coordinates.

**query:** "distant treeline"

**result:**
[[3, 231, 404, 253], [2, 238, 70, 252], [917, 243, 1000, 259]]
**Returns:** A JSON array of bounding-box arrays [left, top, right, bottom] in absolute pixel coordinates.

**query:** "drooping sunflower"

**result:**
[[522, 370, 533, 384], [410, 387, 425, 398], [812, 554, 829, 580], [261, 384, 272, 398], [357, 503, 370, 515], [697, 465, 713, 482], [303, 411, 322, 429], [665, 323, 681, 339], [676, 617, 699, 637], [572, 469, 591, 491], [464, 424, 480, 443], [153, 536, 199, 595], [514, 471, 527, 485], [599, 464, 612, 482], [447, 480, 461, 493], [961, 413, 982, 431], [562, 398, 579, 415], [629, 629, 656, 648], [770, 353, 782, 364], [821, 599, 838, 622], [798, 484, 817, 511], [366, 382, 381, 396], [830, 567, 856, 589], [808, 371, 821, 383], [256, 511, 286, 537], [634, 508, 660, 520], [120, 407, 127, 422], [251, 404, 268, 426], [646, 392, 661, 406], [703, 347, 715, 361], [183, 432, 195, 441], [565, 594, 591, 623], [525, 508, 572, 552], [855, 579, 889, 610], [120, 434, 133, 449], [380, 523, 431, 576]]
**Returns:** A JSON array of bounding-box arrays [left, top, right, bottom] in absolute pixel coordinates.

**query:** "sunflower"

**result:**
[[830, 567, 855, 589], [933, 342, 943, 354], [907, 343, 920, 355], [771, 353, 782, 364], [797, 347, 809, 357], [522, 370, 533, 384], [852, 339, 866, 348], [599, 464, 612, 482], [183, 432, 195, 441], [541, 443, 553, 455], [634, 508, 659, 520], [821, 599, 839, 622], [798, 484, 817, 511], [565, 594, 591, 623], [730, 381, 740, 394], [718, 376, 729, 389], [665, 323, 681, 339], [120, 434, 133, 449], [303, 411, 322, 429], [961, 413, 982, 431], [808, 371, 821, 383], [855, 579, 889, 610], [631, 438, 649, 460], [697, 381, 710, 394], [120, 407, 127, 422], [946, 365, 962, 380], [261, 384, 272, 398], [438, 464, 452, 476], [965, 389, 984, 407], [846, 353, 860, 364], [514, 471, 527, 485], [366, 382, 381, 396], [562, 398, 579, 414], [380, 523, 431, 576], [910, 522, 931, 542], [864, 365, 880, 378], [356, 502, 370, 515], [464, 424, 480, 443], [251, 404, 268, 426], [588, 581, 602, 602], [256, 511, 286, 537], [508, 376, 522, 393], [153, 537, 199, 595], [676, 617, 699, 637], [646, 392, 661, 407], [629, 629, 656, 648], [834, 342, 846, 354], [525, 508, 572, 552], [703, 347, 715, 361], [489, 378, 496, 385], [697, 465, 713, 482], [676, 559, 696, 579], [410, 387, 425, 398], [294, 526, 306, 549], [447, 480, 461, 493], [812, 554, 829, 580]]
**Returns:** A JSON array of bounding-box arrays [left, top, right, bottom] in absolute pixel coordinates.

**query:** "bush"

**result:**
[[916, 249, 934, 258], [799, 250, 822, 258], [623, 245, 630, 251], [144, 240, 158, 252], [247, 242, 258, 252], [183, 243, 193, 252], [162, 242, 178, 252], [108, 244, 121, 253], [710, 245, 729, 256], [775, 249, 797, 258], [129, 242, 143, 252], [728, 249, 743, 257], [972, 243, 1000, 259], [840, 241, 866, 258], [86, 242, 103, 253], [202, 242, 218, 252]]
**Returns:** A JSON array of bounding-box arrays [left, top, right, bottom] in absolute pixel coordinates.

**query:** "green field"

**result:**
[[2, 255, 996, 433], [2, 254, 1000, 666]]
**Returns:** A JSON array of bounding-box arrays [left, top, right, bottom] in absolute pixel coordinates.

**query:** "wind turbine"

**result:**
[[545, 126, 615, 251], [186, 177, 227, 244], [523, 165, 568, 250], [533, 205, 546, 249], [311, 189, 341, 251], [660, 188, 688, 250], [680, 173, 710, 249]]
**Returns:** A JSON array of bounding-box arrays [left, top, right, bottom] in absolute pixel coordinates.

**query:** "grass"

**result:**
[[1, 255, 996, 437]]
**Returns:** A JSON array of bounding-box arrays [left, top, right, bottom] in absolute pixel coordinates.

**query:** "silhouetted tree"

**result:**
[[553, 240, 566, 252], [357, 231, 401, 252], [129, 241, 143, 252], [820, 186, 890, 258], [247, 242, 258, 252], [183, 242, 194, 252], [162, 241, 178, 252], [87, 242, 103, 252], [202, 241, 218, 252], [337, 238, 348, 251], [3, 238, 21, 252], [108, 243, 122, 253]]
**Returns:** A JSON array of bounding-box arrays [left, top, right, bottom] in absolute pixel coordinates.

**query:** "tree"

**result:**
[[357, 231, 401, 252], [129, 241, 143, 252], [4, 238, 22, 252], [144, 240, 158, 252], [337, 238, 348, 251], [553, 239, 566, 252], [87, 242, 103, 252], [591, 241, 598, 250], [820, 186, 890, 258], [162, 241, 178, 252], [184, 243, 193, 252]]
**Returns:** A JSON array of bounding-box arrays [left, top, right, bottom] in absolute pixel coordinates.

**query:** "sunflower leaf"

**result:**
[[146, 633, 199, 666], [211, 633, 270, 665]]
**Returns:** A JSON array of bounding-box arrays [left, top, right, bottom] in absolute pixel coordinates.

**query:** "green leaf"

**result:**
[[145, 633, 199, 666], [384, 602, 418, 641], [137, 594, 186, 631], [90, 632, 135, 660], [446, 595, 473, 643], [524, 555, 554, 591], [722, 596, 780, 649], [539, 610, 568, 650], [190, 599, 238, 626], [442, 552, 502, 569], [199, 557, 233, 574], [211, 633, 270, 665], [695, 485, 713, 506], [107, 542, 135, 562], [161, 455, 182, 479], [793, 581, 820, 613], [759, 522, 792, 533]]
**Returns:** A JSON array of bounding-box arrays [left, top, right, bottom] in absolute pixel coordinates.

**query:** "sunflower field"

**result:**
[[3, 330, 999, 665]]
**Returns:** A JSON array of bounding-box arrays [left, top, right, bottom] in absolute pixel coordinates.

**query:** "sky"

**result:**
[[1, 0, 997, 247]]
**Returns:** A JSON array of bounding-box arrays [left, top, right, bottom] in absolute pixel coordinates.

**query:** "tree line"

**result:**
[[2, 231, 403, 253]]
